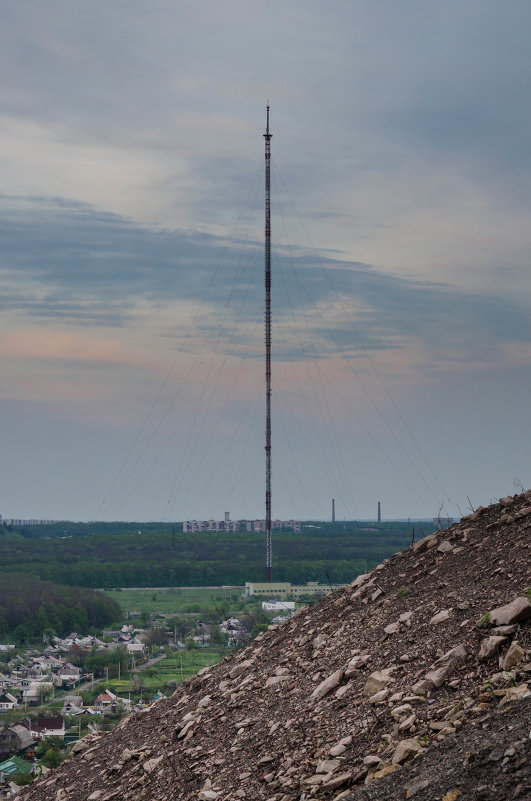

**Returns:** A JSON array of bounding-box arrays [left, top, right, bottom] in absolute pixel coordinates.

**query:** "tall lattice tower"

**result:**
[[264, 105, 273, 582]]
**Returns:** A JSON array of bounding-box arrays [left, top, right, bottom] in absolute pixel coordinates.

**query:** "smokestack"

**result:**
[[225, 512, 230, 523], [377, 501, 381, 523], [332, 499, 335, 523]]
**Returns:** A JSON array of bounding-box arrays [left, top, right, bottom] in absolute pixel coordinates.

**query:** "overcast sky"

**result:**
[[1, 1, 529, 523]]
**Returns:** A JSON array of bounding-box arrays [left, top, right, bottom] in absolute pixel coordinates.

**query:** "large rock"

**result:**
[[412, 534, 437, 553], [501, 641, 525, 670], [363, 667, 396, 696], [228, 659, 254, 679], [489, 597, 531, 626], [311, 668, 344, 700], [430, 609, 452, 625], [425, 644, 467, 688], [478, 636, 506, 661], [345, 653, 371, 677], [392, 738, 424, 764]]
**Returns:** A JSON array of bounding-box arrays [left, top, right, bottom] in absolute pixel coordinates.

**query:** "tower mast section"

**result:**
[[264, 105, 272, 582]]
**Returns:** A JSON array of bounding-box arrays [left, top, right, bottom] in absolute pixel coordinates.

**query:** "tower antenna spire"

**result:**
[[264, 104, 273, 582]]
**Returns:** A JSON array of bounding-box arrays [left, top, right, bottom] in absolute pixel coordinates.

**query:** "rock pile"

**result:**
[[21, 491, 531, 801]]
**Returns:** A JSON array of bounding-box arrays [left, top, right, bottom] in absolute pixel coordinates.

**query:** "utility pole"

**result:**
[[264, 104, 273, 582], [332, 499, 335, 523]]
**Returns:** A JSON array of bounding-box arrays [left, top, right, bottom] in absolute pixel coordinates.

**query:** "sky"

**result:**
[[1, 1, 530, 523]]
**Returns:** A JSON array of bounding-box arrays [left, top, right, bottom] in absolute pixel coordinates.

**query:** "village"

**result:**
[[0, 598, 296, 792]]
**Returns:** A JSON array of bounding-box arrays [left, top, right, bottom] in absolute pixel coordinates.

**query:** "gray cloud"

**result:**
[[1, 194, 528, 364]]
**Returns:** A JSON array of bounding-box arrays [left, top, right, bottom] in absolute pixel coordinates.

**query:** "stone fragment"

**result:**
[[399, 611, 413, 623], [363, 667, 396, 696], [469, 506, 486, 520], [389, 691, 404, 702], [398, 712, 417, 731], [489, 597, 531, 626], [411, 679, 433, 695], [373, 763, 400, 779], [363, 755, 382, 766], [345, 653, 371, 676], [491, 624, 518, 635], [406, 779, 430, 798], [499, 496, 514, 506], [498, 683, 530, 706], [228, 659, 254, 679], [321, 772, 352, 790], [515, 505, 531, 519], [425, 644, 467, 688], [437, 540, 453, 553], [335, 684, 350, 699], [351, 573, 369, 588], [384, 622, 400, 635], [478, 636, 507, 661], [316, 759, 340, 774], [392, 738, 424, 764], [501, 642, 525, 670], [87, 793, 104, 801], [371, 588, 383, 602], [391, 703, 413, 720], [329, 743, 347, 756], [311, 668, 344, 700], [197, 694, 212, 708], [430, 609, 452, 625], [265, 675, 290, 688], [369, 688, 389, 704], [143, 755, 163, 774], [71, 738, 91, 754], [412, 534, 437, 553]]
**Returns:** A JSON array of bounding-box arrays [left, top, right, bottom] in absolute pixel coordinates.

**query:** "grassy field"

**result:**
[[100, 649, 226, 696], [103, 587, 244, 616]]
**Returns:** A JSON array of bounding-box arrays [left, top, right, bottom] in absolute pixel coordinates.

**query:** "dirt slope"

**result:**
[[21, 491, 531, 801]]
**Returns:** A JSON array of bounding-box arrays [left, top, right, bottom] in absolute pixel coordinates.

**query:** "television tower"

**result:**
[[264, 105, 273, 582]]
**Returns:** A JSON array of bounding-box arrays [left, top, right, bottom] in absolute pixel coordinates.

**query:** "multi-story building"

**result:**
[[183, 513, 300, 534]]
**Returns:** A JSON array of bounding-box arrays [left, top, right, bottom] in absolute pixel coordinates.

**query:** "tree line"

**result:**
[[0, 574, 121, 642], [0, 521, 430, 589]]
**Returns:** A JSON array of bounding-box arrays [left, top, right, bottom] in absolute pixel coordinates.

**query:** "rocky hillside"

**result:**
[[21, 492, 531, 801]]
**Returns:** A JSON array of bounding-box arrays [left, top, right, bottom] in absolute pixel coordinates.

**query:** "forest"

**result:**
[[0, 520, 435, 589], [0, 574, 121, 641]]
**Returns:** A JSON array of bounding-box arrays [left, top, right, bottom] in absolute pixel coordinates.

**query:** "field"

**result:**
[[103, 586, 244, 617], [98, 649, 226, 696]]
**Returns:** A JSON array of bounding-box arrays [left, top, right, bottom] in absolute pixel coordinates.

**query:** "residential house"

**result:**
[[16, 679, 51, 706], [53, 663, 81, 689], [21, 716, 65, 739], [94, 689, 117, 711], [0, 724, 34, 757], [101, 697, 132, 717], [0, 694, 17, 711], [0, 754, 35, 782], [125, 641, 146, 658]]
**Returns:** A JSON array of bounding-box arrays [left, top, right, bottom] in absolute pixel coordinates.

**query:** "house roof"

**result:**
[[0, 755, 34, 776], [34, 716, 64, 732], [95, 690, 117, 703], [9, 724, 34, 749]]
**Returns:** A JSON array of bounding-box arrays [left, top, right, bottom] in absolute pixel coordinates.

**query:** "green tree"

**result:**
[[14, 624, 29, 645]]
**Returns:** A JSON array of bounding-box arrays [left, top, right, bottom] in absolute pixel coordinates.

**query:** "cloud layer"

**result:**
[[0, 1, 529, 521]]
